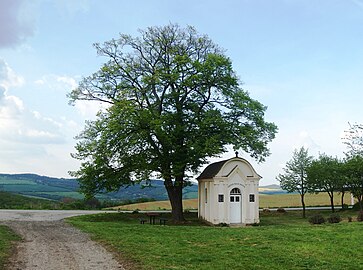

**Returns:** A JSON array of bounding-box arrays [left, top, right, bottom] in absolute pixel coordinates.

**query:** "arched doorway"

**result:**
[[230, 188, 241, 223]]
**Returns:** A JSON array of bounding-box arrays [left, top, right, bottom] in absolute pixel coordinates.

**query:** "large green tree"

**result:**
[[276, 147, 313, 218], [68, 24, 277, 222], [306, 154, 344, 212]]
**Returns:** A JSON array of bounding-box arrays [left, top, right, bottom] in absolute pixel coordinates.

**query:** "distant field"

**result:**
[[112, 192, 353, 211], [112, 199, 199, 211], [260, 192, 353, 208]]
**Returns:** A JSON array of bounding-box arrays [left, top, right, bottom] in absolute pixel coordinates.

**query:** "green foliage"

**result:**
[[0, 191, 59, 209], [308, 214, 326, 224], [306, 154, 345, 212], [277, 147, 313, 194], [0, 191, 123, 210], [277, 147, 313, 217], [68, 24, 277, 220], [327, 213, 342, 223], [69, 211, 363, 269], [344, 155, 363, 211]]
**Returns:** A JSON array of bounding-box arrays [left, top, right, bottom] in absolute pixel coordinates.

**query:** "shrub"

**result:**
[[309, 214, 325, 225], [348, 216, 353, 222], [357, 211, 363, 222], [352, 202, 363, 211], [276, 207, 286, 213], [327, 213, 341, 223]]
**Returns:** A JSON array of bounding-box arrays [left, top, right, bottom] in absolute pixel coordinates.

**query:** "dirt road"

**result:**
[[0, 210, 124, 270]]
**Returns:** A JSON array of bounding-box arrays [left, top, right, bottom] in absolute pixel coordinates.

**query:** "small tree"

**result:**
[[277, 147, 313, 218], [344, 155, 363, 211], [307, 154, 344, 212]]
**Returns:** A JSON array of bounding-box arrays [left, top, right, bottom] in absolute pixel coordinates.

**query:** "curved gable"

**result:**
[[197, 157, 261, 180], [218, 158, 259, 178]]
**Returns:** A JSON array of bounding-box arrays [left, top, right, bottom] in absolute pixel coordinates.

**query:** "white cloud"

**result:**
[[0, 60, 25, 117], [294, 130, 321, 153], [33, 74, 77, 92], [56, 75, 78, 89], [74, 100, 109, 119], [0, 61, 68, 150], [0, 59, 25, 90]]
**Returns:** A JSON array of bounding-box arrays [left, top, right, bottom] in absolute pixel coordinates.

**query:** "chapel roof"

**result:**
[[196, 159, 228, 180], [196, 156, 261, 180]]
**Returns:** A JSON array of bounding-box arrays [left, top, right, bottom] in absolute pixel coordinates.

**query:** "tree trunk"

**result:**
[[164, 180, 185, 222], [329, 193, 335, 212], [301, 193, 306, 218], [341, 191, 345, 210], [358, 196, 363, 212]]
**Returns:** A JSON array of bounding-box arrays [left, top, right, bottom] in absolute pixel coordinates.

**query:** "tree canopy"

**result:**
[[344, 155, 363, 211], [306, 154, 344, 212], [68, 24, 277, 221]]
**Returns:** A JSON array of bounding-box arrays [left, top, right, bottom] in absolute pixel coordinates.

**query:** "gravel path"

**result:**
[[0, 210, 125, 270]]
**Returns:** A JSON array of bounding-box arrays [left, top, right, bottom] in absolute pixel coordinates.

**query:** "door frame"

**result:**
[[229, 187, 242, 223]]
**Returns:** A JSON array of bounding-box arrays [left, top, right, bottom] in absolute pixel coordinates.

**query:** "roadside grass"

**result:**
[[110, 192, 352, 211], [68, 210, 363, 270], [0, 225, 20, 269]]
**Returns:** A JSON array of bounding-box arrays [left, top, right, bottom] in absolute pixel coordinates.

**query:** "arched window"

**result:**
[[230, 188, 241, 195]]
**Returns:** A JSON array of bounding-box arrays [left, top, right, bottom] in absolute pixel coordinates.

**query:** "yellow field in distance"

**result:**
[[110, 192, 354, 211]]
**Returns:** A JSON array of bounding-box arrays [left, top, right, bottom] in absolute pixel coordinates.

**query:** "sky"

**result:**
[[1, 0, 363, 185]]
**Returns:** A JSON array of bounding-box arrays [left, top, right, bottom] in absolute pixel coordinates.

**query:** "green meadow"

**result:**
[[68, 210, 363, 270]]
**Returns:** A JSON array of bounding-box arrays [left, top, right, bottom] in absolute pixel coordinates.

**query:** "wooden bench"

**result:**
[[145, 212, 160, 224]]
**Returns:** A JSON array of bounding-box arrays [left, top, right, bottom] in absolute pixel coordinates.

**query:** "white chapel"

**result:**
[[197, 156, 261, 226]]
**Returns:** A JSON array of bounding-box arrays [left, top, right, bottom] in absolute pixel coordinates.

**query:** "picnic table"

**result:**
[[145, 212, 160, 225]]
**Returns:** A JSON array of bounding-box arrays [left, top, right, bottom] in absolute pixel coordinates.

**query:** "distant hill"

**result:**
[[0, 174, 197, 201], [258, 184, 286, 195], [0, 173, 284, 201]]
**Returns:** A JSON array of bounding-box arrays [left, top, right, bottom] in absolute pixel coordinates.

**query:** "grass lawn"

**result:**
[[0, 225, 20, 269], [68, 210, 363, 270]]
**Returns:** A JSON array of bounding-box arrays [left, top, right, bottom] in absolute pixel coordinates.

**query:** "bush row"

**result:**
[[309, 212, 363, 224]]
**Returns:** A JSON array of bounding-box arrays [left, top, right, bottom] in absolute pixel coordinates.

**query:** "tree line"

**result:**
[[277, 123, 363, 218]]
